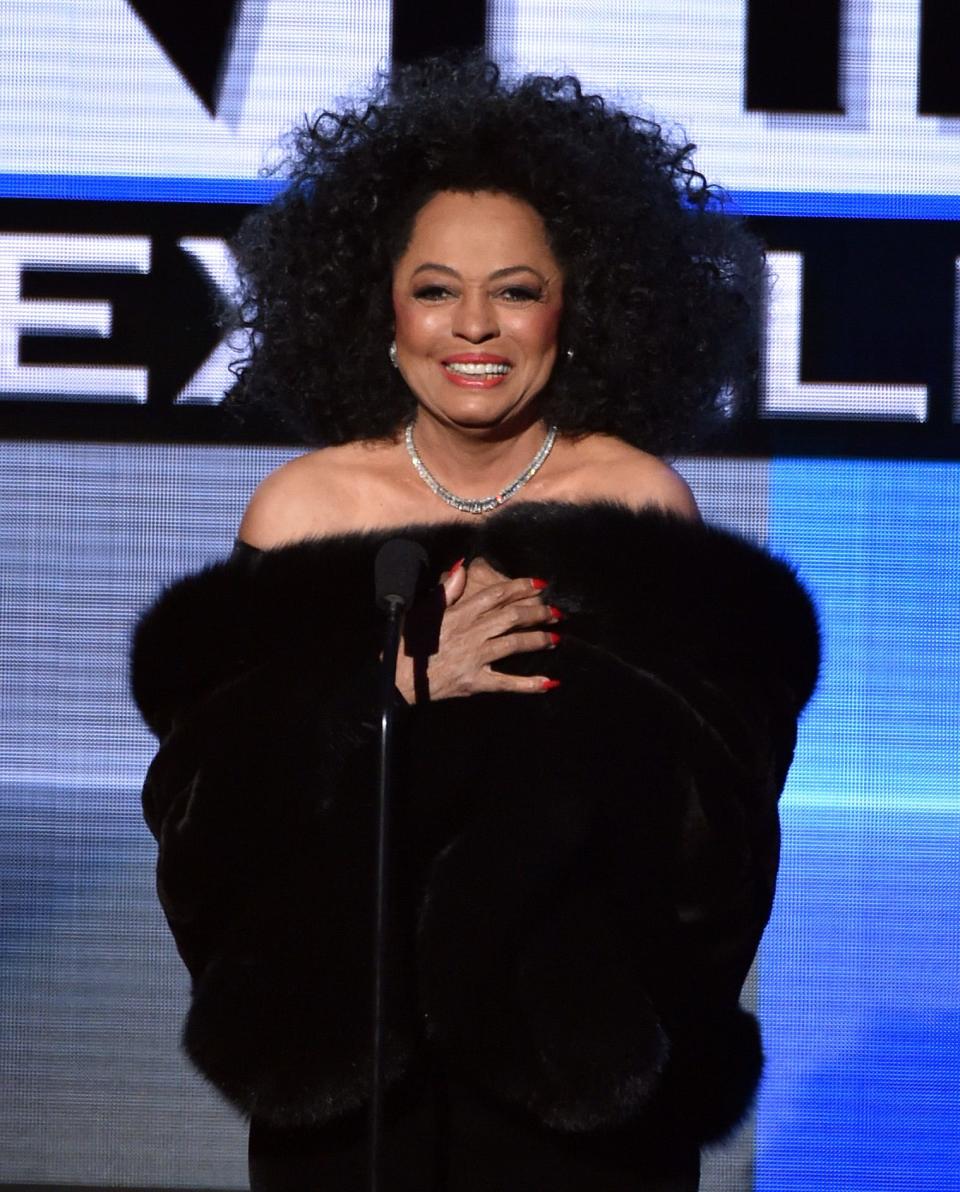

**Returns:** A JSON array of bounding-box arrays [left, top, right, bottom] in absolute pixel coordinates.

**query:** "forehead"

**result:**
[[396, 190, 559, 273]]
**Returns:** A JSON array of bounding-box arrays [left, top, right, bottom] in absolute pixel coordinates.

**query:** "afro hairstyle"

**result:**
[[226, 57, 766, 454]]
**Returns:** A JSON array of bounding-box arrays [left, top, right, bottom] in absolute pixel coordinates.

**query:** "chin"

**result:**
[[430, 396, 539, 434]]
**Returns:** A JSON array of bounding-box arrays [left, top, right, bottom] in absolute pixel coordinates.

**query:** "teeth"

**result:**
[[445, 361, 511, 375]]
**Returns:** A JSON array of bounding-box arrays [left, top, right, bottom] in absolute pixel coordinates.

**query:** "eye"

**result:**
[[498, 285, 543, 303], [413, 284, 454, 302]]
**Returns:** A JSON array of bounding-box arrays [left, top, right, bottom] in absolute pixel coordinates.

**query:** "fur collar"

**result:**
[[131, 501, 819, 739]]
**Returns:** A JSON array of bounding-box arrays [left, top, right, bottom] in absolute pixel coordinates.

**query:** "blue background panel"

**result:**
[[759, 460, 960, 1191]]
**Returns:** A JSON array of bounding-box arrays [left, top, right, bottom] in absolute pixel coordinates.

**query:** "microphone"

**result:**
[[374, 538, 428, 611]]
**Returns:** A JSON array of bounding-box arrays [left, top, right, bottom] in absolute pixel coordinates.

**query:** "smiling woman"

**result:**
[[131, 56, 818, 1192]]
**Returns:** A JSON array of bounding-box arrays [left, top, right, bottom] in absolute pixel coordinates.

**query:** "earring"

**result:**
[[388, 340, 399, 369], [565, 347, 575, 363]]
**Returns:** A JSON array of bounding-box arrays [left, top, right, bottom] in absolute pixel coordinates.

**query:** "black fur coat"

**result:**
[[131, 501, 818, 1169]]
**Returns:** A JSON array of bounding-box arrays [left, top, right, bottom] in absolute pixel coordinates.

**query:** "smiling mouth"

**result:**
[[444, 361, 512, 376], [440, 355, 513, 387]]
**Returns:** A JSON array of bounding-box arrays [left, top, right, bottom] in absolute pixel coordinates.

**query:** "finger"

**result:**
[[467, 558, 550, 600], [477, 667, 560, 695], [481, 628, 560, 664], [460, 557, 510, 600], [464, 556, 509, 584], [464, 575, 549, 616], [474, 593, 558, 634], [479, 599, 557, 639], [440, 557, 467, 607]]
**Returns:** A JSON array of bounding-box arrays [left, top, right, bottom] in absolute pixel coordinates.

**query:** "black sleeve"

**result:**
[[410, 521, 819, 1144], [131, 547, 414, 1128]]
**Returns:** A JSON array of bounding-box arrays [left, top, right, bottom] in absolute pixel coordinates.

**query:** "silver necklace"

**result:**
[[404, 421, 558, 515]]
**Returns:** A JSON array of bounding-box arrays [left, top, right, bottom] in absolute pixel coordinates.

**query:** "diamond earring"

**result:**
[[388, 340, 399, 368]]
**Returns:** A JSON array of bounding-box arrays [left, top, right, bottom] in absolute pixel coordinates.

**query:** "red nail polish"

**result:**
[[549, 631, 561, 646], [531, 578, 548, 590], [542, 678, 561, 691], [549, 606, 563, 621], [449, 556, 465, 575]]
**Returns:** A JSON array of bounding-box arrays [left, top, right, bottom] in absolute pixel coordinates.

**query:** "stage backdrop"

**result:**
[[1, 2, 958, 1190]]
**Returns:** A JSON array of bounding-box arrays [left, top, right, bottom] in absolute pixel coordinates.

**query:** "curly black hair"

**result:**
[[227, 57, 765, 454]]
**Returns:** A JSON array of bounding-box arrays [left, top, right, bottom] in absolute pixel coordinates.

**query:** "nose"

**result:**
[[452, 288, 498, 343]]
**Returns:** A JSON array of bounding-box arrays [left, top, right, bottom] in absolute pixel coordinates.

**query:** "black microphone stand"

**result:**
[[370, 539, 426, 1192], [370, 593, 403, 1192]]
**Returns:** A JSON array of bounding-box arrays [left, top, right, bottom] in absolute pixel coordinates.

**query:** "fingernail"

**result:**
[[449, 556, 465, 575], [549, 606, 563, 622], [531, 578, 548, 590], [549, 631, 561, 646], [542, 678, 561, 691]]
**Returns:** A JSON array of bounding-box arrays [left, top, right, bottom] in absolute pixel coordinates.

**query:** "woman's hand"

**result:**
[[394, 557, 560, 703]]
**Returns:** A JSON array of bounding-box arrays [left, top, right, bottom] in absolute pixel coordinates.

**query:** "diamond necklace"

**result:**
[[404, 421, 558, 515]]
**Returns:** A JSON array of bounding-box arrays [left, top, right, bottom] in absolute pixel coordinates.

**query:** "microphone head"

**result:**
[[375, 538, 428, 610]]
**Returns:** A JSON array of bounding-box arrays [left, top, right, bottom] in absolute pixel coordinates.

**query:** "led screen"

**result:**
[[1, 2, 958, 1189]]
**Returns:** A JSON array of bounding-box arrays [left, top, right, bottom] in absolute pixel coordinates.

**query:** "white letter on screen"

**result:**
[[0, 233, 150, 401], [761, 250, 927, 421], [175, 237, 239, 406]]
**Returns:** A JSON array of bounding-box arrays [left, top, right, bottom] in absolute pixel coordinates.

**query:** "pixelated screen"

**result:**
[[1, 2, 958, 1189]]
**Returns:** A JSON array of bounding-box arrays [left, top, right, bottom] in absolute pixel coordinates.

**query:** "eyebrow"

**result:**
[[410, 262, 548, 283]]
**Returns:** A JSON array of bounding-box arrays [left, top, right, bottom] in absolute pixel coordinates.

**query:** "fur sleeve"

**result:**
[[411, 507, 820, 1142], [131, 538, 388, 739], [131, 541, 418, 1127]]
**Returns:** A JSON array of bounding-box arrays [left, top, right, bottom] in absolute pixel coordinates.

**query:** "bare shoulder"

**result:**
[[567, 436, 700, 521], [238, 441, 391, 547], [616, 451, 700, 520]]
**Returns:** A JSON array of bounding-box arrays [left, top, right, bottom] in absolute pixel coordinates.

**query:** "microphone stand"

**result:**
[[369, 538, 425, 1192], [369, 593, 404, 1192]]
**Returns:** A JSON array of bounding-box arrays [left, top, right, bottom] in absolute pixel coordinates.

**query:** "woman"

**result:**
[[131, 59, 819, 1190]]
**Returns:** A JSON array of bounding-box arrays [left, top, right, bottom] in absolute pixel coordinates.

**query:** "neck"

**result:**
[[409, 412, 554, 499]]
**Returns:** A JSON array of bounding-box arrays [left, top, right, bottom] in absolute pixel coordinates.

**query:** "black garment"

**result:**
[[248, 1077, 701, 1190], [130, 502, 819, 1190]]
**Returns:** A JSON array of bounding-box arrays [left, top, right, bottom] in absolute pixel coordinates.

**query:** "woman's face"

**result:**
[[391, 190, 564, 433]]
